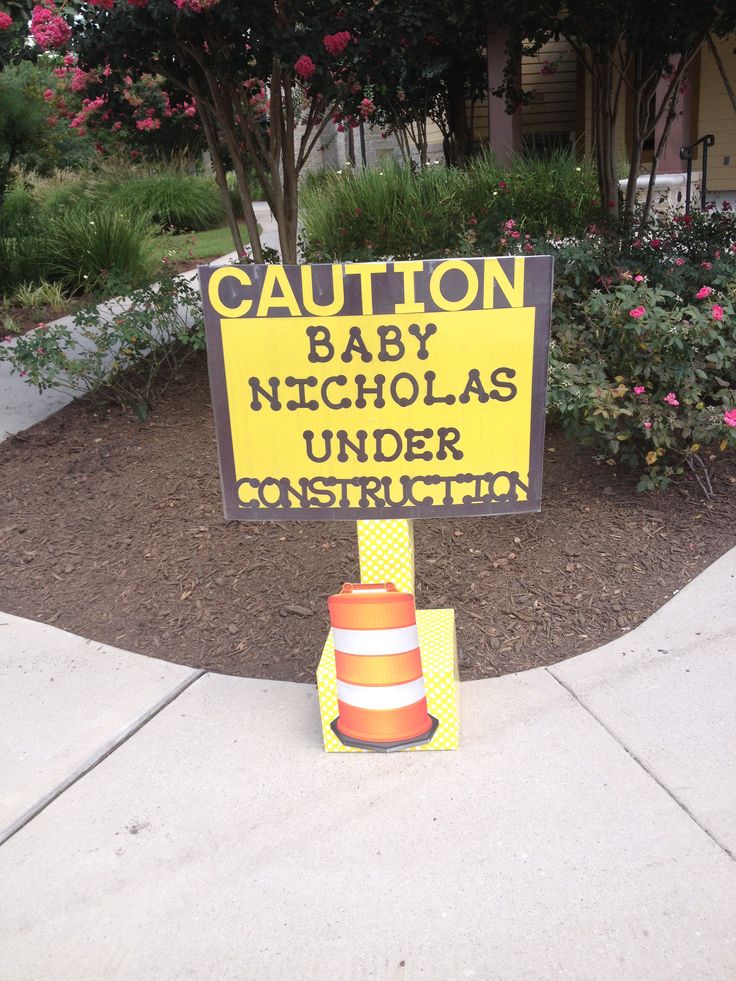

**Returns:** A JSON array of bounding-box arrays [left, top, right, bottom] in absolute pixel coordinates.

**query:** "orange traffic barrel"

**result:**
[[327, 582, 439, 752]]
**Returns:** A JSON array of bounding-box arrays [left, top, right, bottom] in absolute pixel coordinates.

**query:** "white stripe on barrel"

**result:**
[[331, 624, 419, 656], [337, 677, 426, 710]]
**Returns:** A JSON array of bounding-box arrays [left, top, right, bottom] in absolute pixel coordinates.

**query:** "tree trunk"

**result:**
[[197, 101, 244, 258], [593, 64, 618, 220]]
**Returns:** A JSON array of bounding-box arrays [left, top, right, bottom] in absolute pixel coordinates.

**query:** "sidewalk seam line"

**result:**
[[0, 668, 207, 848], [545, 666, 735, 863]]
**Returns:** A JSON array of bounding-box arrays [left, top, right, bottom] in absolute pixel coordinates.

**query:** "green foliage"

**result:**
[[300, 151, 599, 261], [11, 279, 68, 312], [0, 272, 204, 417], [43, 205, 157, 294], [547, 219, 736, 491], [103, 174, 224, 232], [37, 167, 224, 232], [0, 215, 46, 295], [0, 182, 37, 226]]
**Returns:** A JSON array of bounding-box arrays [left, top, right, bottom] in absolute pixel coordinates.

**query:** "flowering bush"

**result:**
[[549, 277, 736, 491], [0, 271, 204, 418]]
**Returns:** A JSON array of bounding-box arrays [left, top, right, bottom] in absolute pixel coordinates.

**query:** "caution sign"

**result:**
[[199, 256, 552, 521]]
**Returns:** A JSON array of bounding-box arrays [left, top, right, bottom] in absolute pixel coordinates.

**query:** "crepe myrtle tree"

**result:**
[[491, 0, 736, 229], [346, 0, 488, 166], [68, 0, 375, 263]]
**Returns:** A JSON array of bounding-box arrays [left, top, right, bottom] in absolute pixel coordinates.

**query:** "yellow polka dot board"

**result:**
[[316, 608, 460, 753], [357, 518, 415, 595]]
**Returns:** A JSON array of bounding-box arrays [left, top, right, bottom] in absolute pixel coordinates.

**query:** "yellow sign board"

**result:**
[[199, 257, 552, 521]]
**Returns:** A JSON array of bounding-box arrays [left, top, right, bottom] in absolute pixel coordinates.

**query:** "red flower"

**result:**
[[0, 11, 13, 29], [31, 3, 71, 50], [323, 31, 352, 57], [294, 54, 316, 79]]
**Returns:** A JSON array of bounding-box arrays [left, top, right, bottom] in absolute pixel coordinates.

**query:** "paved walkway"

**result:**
[[1, 547, 734, 979], [0, 202, 280, 440], [1, 206, 735, 977]]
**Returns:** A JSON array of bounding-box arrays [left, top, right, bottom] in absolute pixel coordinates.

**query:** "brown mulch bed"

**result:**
[[3, 297, 92, 337], [2, 255, 215, 339], [1, 354, 735, 682]]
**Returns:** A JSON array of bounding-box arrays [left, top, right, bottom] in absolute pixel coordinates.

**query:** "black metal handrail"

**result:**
[[680, 134, 715, 214]]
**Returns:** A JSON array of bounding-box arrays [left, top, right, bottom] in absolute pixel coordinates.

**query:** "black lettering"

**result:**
[[390, 372, 420, 407], [306, 325, 334, 363], [358, 477, 385, 508], [321, 375, 351, 410], [248, 376, 281, 411], [490, 367, 518, 402], [303, 429, 333, 463], [235, 477, 260, 507], [341, 325, 373, 363], [458, 368, 489, 404], [436, 427, 463, 460], [424, 370, 456, 406], [257, 477, 283, 507], [408, 322, 437, 359], [301, 477, 337, 508], [278, 478, 309, 508], [285, 376, 318, 410], [374, 428, 403, 463], [399, 475, 433, 506], [336, 430, 369, 462], [377, 325, 405, 362], [405, 428, 433, 462], [355, 374, 385, 408], [380, 477, 410, 506]]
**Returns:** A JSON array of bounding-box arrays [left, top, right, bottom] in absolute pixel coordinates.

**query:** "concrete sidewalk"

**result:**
[[1, 547, 734, 980], [0, 202, 279, 441]]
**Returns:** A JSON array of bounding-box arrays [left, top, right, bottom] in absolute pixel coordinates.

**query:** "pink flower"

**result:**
[[712, 304, 724, 321], [696, 286, 712, 299], [112, 121, 122, 130], [724, 409, 736, 428], [0, 11, 14, 29], [629, 306, 646, 319], [650, 239, 662, 249], [634, 274, 645, 283], [633, 385, 646, 395], [43, 88, 54, 101], [643, 421, 652, 430], [674, 257, 685, 266], [510, 230, 520, 239], [503, 218, 516, 230], [701, 261, 713, 270], [31, 3, 71, 50], [663, 392, 680, 407], [294, 54, 316, 79], [323, 31, 352, 57]]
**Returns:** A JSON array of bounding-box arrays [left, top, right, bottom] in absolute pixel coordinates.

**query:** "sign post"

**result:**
[[199, 256, 553, 752]]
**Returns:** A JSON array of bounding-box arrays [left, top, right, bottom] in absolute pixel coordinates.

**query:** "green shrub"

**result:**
[[0, 217, 47, 297], [0, 183, 38, 228], [300, 151, 599, 262], [36, 168, 224, 232], [104, 174, 224, 232], [44, 206, 156, 294], [549, 275, 736, 491], [0, 272, 204, 418]]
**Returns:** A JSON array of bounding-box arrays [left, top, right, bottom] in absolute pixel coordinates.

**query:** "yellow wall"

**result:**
[[698, 35, 736, 191], [474, 40, 579, 144]]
